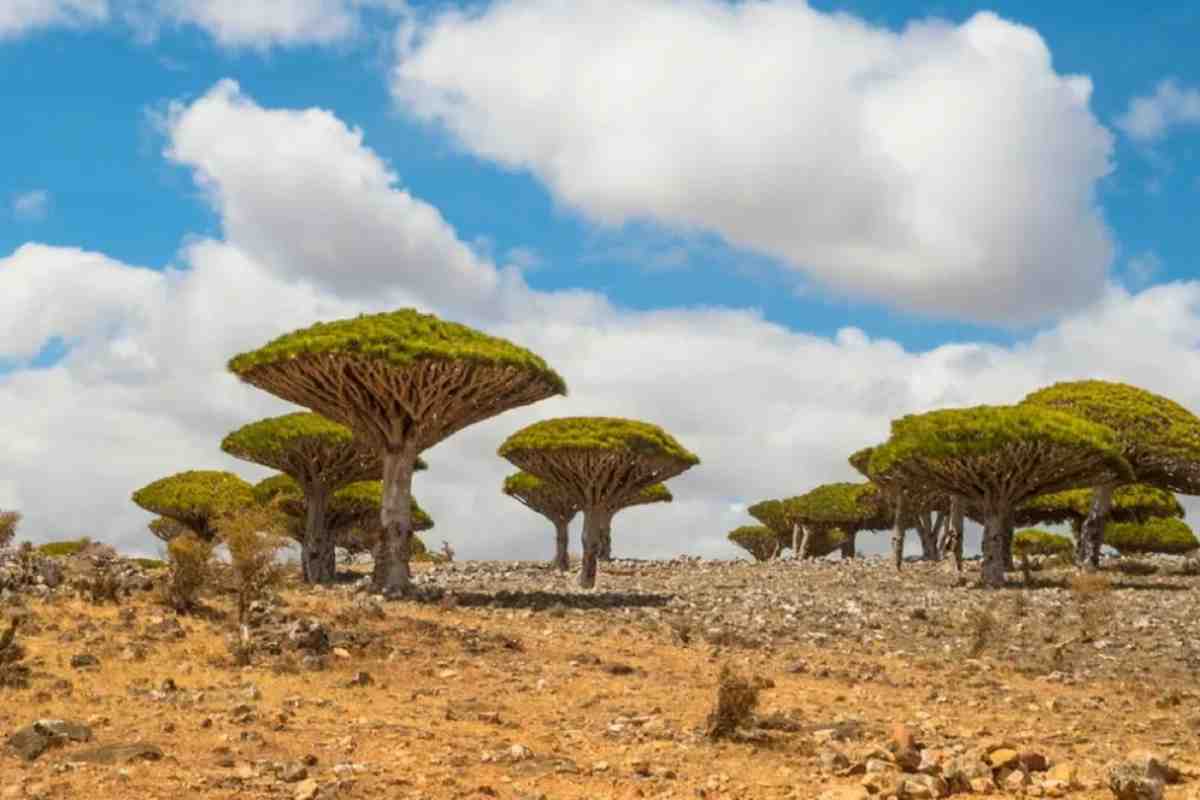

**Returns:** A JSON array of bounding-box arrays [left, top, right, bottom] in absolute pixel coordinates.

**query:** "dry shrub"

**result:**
[[1069, 572, 1113, 641], [82, 560, 123, 605], [165, 533, 215, 612], [964, 604, 1000, 657], [0, 511, 19, 550], [0, 618, 30, 689], [215, 506, 287, 624], [705, 663, 769, 739]]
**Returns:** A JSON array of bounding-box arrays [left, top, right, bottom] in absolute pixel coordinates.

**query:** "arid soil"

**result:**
[[3, 555, 1200, 799]]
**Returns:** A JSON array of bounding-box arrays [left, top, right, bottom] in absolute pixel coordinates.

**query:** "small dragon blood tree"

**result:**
[[498, 417, 698, 588], [147, 516, 188, 544], [132, 470, 255, 541], [850, 446, 952, 568], [503, 471, 579, 571], [597, 483, 672, 562], [221, 412, 385, 584], [1021, 380, 1200, 570], [789, 481, 891, 560], [1014, 483, 1183, 562], [727, 525, 779, 562], [746, 498, 846, 558], [257, 475, 433, 560], [229, 309, 565, 595], [1103, 517, 1200, 556], [869, 405, 1131, 587]]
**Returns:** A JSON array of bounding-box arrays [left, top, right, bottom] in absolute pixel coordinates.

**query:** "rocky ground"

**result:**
[[2, 549, 1200, 799]]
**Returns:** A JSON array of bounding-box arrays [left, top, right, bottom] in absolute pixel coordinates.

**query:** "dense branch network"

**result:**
[[131, 471, 256, 541]]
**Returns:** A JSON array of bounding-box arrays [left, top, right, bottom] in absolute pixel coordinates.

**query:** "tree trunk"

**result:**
[[840, 530, 857, 559], [301, 486, 336, 585], [891, 493, 906, 570], [598, 523, 613, 562], [1001, 511, 1015, 571], [579, 508, 613, 589], [945, 496, 964, 572], [1071, 519, 1086, 564], [791, 522, 800, 555], [1079, 482, 1113, 572], [372, 450, 417, 595], [980, 509, 1008, 588], [553, 518, 570, 571], [798, 524, 814, 559], [916, 511, 944, 561]]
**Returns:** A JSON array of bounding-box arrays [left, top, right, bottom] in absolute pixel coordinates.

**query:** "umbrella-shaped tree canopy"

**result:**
[[1103, 517, 1199, 556], [868, 405, 1131, 586], [132, 470, 256, 541], [727, 525, 779, 562], [147, 516, 189, 544], [503, 471, 579, 571], [499, 416, 698, 588], [229, 309, 564, 594], [1014, 483, 1183, 528], [1022, 380, 1200, 568], [1012, 529, 1075, 559], [788, 481, 890, 559], [746, 498, 847, 558]]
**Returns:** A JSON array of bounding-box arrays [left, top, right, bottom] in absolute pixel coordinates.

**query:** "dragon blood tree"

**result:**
[[503, 471, 579, 571], [222, 412, 385, 584], [868, 405, 1131, 587], [229, 309, 565, 595], [1021, 380, 1200, 570], [1014, 483, 1183, 562], [132, 470, 256, 541], [850, 446, 951, 567], [1103, 517, 1200, 556], [498, 417, 699, 588], [789, 481, 891, 560], [147, 516, 189, 544], [598, 483, 672, 561], [746, 498, 846, 558], [727, 525, 779, 562]]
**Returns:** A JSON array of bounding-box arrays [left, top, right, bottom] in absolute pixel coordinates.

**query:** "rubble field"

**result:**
[[3, 552, 1200, 799]]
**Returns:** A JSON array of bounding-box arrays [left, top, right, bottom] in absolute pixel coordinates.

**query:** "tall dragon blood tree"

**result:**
[[229, 309, 565, 595], [503, 471, 578, 571], [788, 482, 891, 560], [597, 483, 672, 562], [132, 470, 256, 541], [1021, 380, 1200, 570], [221, 412, 391, 584], [498, 417, 699, 588], [1013, 483, 1183, 562], [746, 498, 846, 558], [727, 525, 779, 562], [868, 405, 1131, 587]]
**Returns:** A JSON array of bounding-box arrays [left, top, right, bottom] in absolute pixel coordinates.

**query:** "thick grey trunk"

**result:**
[[943, 496, 964, 572], [916, 511, 943, 562], [598, 524, 613, 562], [301, 486, 336, 585], [840, 530, 857, 560], [1079, 482, 1113, 572], [579, 508, 613, 589], [553, 518, 570, 571], [791, 522, 801, 555], [372, 450, 416, 595], [1001, 512, 1015, 571], [891, 493, 906, 570], [980, 510, 1008, 588]]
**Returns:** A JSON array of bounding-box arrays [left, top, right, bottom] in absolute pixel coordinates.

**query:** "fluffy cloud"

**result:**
[[2, 81, 1199, 565], [0, 0, 106, 39], [138, 0, 408, 48], [391, 0, 1115, 325], [11, 190, 51, 221], [1117, 78, 1200, 142]]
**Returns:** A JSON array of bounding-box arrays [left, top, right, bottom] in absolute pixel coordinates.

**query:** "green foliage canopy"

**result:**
[[1021, 380, 1200, 493], [789, 482, 890, 530], [1015, 483, 1184, 527], [132, 470, 256, 538], [221, 412, 382, 486], [745, 499, 847, 556], [1103, 517, 1200, 555], [1011, 529, 1075, 558], [867, 405, 1132, 507], [499, 417, 699, 465], [503, 471, 579, 523]]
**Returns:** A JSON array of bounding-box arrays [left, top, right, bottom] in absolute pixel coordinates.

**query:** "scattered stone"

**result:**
[[69, 653, 99, 669], [66, 742, 163, 765]]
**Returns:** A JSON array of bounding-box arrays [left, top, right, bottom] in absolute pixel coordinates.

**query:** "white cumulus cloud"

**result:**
[[1117, 78, 1200, 142], [0, 0, 107, 39], [391, 0, 1116, 325]]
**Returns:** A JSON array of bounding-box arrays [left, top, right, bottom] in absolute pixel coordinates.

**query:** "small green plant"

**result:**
[[215, 506, 288, 624], [705, 663, 769, 739], [164, 533, 215, 612], [37, 538, 92, 558]]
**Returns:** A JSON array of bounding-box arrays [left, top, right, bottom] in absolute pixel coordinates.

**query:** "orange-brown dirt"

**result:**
[[2, 558, 1200, 799]]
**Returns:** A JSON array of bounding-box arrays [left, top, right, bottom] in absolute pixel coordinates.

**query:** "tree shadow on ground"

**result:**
[[401, 588, 675, 610]]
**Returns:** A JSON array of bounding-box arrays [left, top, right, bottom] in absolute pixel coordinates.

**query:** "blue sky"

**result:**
[[5, 0, 1195, 357], [2, 0, 1200, 559]]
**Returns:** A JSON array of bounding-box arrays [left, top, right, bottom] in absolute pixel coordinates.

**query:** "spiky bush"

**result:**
[[0, 511, 19, 550], [214, 506, 289, 623], [1103, 517, 1200, 556], [164, 533, 215, 612], [727, 525, 778, 562]]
